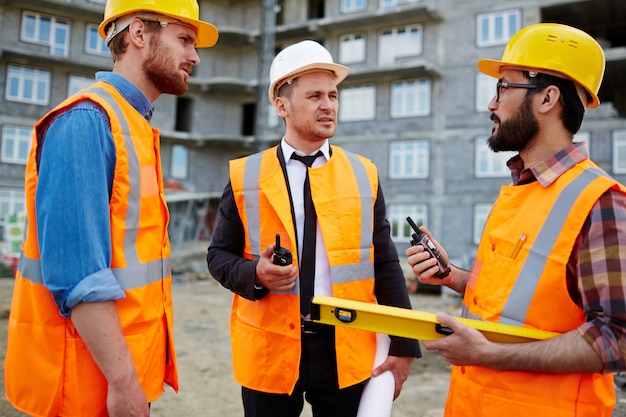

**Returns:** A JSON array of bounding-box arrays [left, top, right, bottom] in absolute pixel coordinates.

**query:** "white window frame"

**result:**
[[612, 130, 626, 174], [474, 137, 515, 178], [339, 33, 366, 64], [85, 24, 109, 56], [21, 11, 70, 57], [1, 125, 32, 165], [171, 144, 189, 180], [339, 85, 376, 122], [473, 203, 492, 244], [0, 189, 26, 223], [267, 105, 279, 128], [391, 79, 430, 118], [476, 9, 521, 47], [68, 75, 94, 96], [6, 65, 50, 105], [476, 72, 494, 112], [388, 204, 428, 242], [378, 24, 422, 66], [380, 0, 420, 10], [341, 0, 366, 13], [389, 140, 429, 179]]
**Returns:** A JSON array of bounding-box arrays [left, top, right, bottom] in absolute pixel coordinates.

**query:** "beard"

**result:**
[[291, 109, 336, 142], [144, 36, 189, 96], [487, 97, 539, 153]]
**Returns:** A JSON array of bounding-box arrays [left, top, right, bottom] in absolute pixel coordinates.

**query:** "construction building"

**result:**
[[0, 0, 625, 270]]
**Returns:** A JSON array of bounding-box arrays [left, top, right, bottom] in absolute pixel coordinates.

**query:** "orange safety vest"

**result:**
[[229, 145, 378, 394], [447, 159, 618, 417], [4, 82, 177, 417]]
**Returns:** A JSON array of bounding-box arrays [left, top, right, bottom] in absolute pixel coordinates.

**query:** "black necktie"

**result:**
[[291, 151, 323, 316]]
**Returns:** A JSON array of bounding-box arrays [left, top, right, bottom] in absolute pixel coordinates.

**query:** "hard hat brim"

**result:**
[[268, 62, 350, 105], [477, 58, 504, 80]]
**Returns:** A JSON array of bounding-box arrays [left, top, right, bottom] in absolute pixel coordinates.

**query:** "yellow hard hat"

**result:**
[[98, 0, 218, 48], [268, 40, 350, 105], [478, 23, 605, 108]]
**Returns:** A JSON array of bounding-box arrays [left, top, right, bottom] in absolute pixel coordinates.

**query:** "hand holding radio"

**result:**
[[272, 234, 293, 266], [406, 217, 451, 279]]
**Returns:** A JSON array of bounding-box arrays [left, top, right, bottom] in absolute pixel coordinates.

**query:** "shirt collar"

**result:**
[[95, 71, 154, 121], [507, 141, 590, 187], [280, 138, 330, 164]]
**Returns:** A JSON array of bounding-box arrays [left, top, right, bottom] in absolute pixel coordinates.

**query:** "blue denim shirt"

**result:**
[[36, 71, 154, 317]]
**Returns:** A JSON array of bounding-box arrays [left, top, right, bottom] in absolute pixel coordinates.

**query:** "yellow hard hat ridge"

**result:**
[[477, 23, 605, 108], [99, 0, 218, 48]]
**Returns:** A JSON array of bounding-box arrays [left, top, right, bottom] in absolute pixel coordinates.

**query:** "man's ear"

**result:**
[[538, 85, 561, 113], [274, 97, 288, 118], [127, 19, 146, 47]]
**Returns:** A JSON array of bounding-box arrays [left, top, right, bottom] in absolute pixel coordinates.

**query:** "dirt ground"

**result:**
[[2, 269, 626, 417]]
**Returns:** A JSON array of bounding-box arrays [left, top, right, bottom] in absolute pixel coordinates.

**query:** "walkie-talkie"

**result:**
[[406, 217, 451, 279], [273, 234, 293, 266]]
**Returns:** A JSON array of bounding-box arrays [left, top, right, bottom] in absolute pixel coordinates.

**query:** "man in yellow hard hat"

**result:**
[[4, 1, 217, 416], [208, 40, 421, 417], [407, 23, 626, 416]]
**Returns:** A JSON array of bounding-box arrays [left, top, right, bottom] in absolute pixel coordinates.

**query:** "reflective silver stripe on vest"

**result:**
[[241, 149, 374, 295], [497, 168, 607, 326], [330, 150, 375, 283], [243, 152, 264, 261], [19, 86, 170, 290]]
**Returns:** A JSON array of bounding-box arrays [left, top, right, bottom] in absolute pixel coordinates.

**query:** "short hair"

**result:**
[[276, 77, 298, 101], [523, 71, 586, 135], [108, 20, 162, 62]]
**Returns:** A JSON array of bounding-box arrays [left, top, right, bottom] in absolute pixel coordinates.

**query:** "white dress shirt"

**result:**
[[281, 138, 333, 298]]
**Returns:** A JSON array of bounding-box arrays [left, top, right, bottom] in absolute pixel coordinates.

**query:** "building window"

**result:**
[[612, 130, 626, 174], [86, 24, 109, 56], [242, 103, 255, 136], [473, 203, 492, 244], [6, 65, 50, 105], [68, 75, 94, 96], [0, 189, 26, 221], [1, 126, 32, 164], [175, 97, 193, 132], [341, 0, 366, 13], [474, 137, 515, 178], [476, 73, 494, 112], [339, 33, 366, 64], [268, 105, 279, 128], [339, 85, 375, 121], [476, 9, 521, 47], [308, 0, 325, 19], [171, 145, 188, 180], [388, 204, 428, 242], [380, 0, 420, 9], [21, 11, 70, 57], [391, 79, 430, 117], [379, 24, 422, 66], [389, 140, 429, 179]]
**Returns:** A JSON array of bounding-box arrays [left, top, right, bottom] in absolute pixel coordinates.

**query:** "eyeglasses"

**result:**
[[496, 82, 548, 102]]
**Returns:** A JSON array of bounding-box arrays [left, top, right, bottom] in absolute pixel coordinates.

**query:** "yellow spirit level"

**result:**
[[311, 296, 559, 343]]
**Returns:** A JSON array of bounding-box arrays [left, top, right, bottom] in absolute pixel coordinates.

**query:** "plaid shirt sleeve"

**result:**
[[573, 188, 626, 373]]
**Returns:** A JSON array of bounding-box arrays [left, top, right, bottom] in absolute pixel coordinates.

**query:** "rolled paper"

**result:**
[[356, 333, 394, 417]]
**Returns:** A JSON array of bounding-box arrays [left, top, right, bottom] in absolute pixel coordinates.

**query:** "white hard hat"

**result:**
[[268, 40, 350, 105]]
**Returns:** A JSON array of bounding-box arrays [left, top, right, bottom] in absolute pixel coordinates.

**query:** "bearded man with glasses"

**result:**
[[407, 23, 626, 417]]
